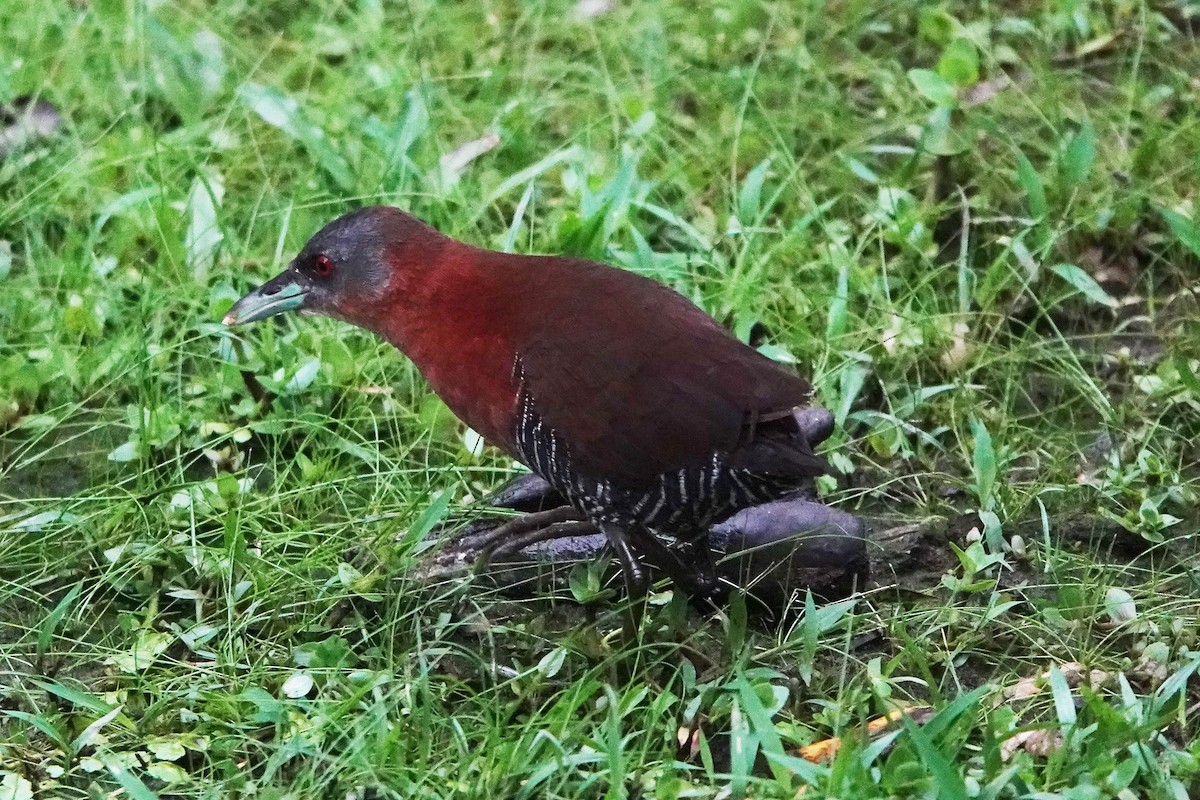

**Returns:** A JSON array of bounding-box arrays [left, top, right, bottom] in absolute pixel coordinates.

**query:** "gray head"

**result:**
[[223, 206, 444, 328]]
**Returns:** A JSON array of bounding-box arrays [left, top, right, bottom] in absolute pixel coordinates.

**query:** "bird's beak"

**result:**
[[223, 269, 308, 326]]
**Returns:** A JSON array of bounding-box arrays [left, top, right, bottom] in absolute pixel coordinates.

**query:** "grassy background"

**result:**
[[2, 0, 1199, 797]]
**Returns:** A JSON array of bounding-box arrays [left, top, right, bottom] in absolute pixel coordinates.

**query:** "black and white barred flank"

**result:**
[[512, 365, 798, 539]]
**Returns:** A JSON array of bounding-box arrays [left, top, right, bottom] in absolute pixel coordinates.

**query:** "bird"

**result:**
[[224, 206, 830, 616]]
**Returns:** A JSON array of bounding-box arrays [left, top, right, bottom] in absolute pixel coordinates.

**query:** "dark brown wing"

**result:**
[[507, 256, 827, 488]]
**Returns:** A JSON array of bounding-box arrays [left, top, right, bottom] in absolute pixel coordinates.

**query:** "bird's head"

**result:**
[[223, 206, 444, 329]]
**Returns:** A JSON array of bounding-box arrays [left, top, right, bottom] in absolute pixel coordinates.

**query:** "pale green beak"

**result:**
[[223, 271, 308, 326]]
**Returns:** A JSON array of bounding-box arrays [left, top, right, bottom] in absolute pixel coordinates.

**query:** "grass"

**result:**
[[2, 0, 1199, 797]]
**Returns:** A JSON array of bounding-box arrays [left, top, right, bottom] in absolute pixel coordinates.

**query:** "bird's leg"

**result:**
[[680, 530, 719, 599], [486, 520, 599, 560], [466, 505, 584, 557], [600, 523, 649, 635], [473, 519, 598, 590], [425, 481, 867, 610], [627, 528, 716, 602], [420, 484, 586, 585], [431, 473, 570, 544]]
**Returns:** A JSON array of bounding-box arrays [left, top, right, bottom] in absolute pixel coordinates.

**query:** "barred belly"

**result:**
[[513, 383, 795, 537]]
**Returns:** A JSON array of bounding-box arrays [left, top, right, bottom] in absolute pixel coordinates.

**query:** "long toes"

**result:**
[[460, 505, 583, 550], [491, 520, 599, 557]]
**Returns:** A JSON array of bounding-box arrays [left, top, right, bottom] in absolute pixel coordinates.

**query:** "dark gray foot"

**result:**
[[421, 492, 866, 611], [630, 528, 719, 605], [420, 472, 572, 558], [601, 523, 649, 637], [466, 505, 584, 556]]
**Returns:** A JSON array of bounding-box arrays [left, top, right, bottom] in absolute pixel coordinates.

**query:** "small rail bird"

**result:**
[[225, 206, 831, 608]]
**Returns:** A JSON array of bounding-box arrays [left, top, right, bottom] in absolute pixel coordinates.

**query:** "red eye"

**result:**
[[314, 254, 334, 277]]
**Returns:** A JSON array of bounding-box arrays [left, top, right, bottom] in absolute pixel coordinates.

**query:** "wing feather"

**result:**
[[507, 257, 826, 487]]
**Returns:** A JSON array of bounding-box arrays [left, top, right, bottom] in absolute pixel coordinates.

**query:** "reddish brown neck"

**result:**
[[364, 241, 526, 455]]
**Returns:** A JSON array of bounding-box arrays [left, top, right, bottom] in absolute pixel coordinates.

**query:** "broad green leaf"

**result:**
[[917, 7, 956, 44], [536, 647, 567, 678], [397, 488, 454, 551], [1161, 208, 1200, 258], [284, 356, 321, 393], [502, 180, 536, 253], [1104, 588, 1137, 625], [763, 751, 829, 784], [1174, 355, 1200, 395], [979, 509, 1004, 556], [37, 580, 83, 657], [107, 440, 141, 462], [734, 675, 790, 784], [394, 87, 429, 156], [330, 433, 377, 464], [633, 201, 713, 251], [799, 591, 819, 684], [106, 758, 159, 800], [248, 419, 288, 435], [908, 68, 957, 107], [843, 155, 880, 184], [72, 705, 126, 753], [900, 713, 969, 800], [32, 678, 126, 720], [2, 710, 69, 751], [1060, 120, 1096, 188], [107, 629, 173, 672], [0, 773, 33, 800], [737, 157, 772, 224], [1050, 263, 1117, 307], [487, 145, 583, 204], [146, 738, 187, 761], [184, 168, 224, 282], [145, 762, 187, 784], [11, 509, 82, 531], [1048, 664, 1077, 726], [281, 670, 314, 699], [1015, 150, 1047, 219], [923, 685, 989, 741], [826, 253, 851, 340], [834, 360, 869, 428], [970, 417, 996, 509], [924, 107, 968, 155], [238, 83, 354, 191], [1151, 654, 1200, 718], [727, 697, 754, 797], [937, 38, 979, 87], [292, 635, 353, 669], [91, 187, 162, 240]]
